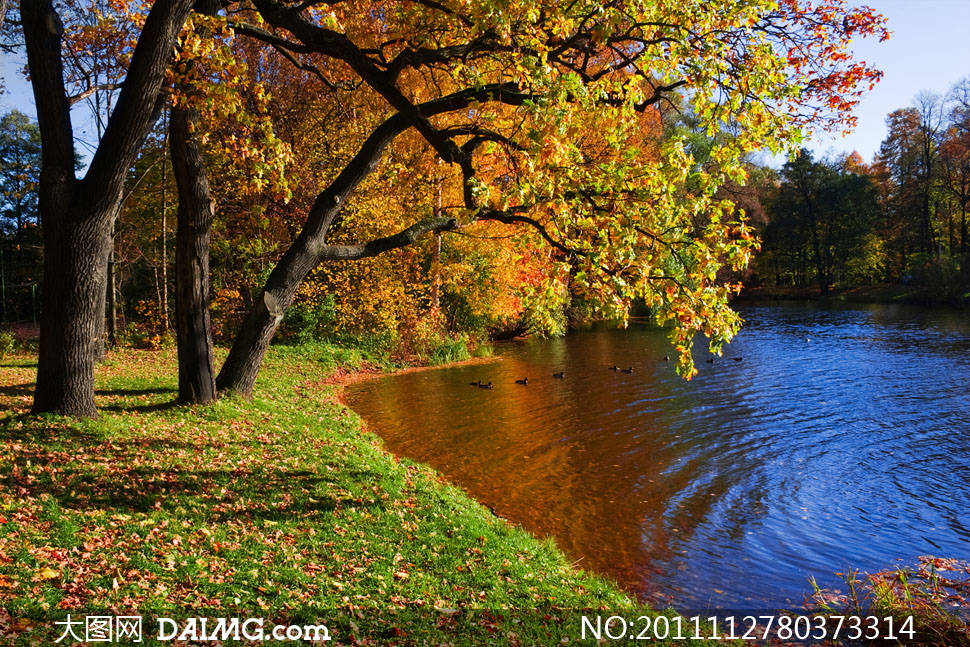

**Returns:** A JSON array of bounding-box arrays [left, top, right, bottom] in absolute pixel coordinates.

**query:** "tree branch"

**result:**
[[81, 0, 195, 210], [251, 0, 466, 164], [21, 1, 75, 174], [477, 209, 583, 258], [68, 82, 123, 106], [317, 217, 458, 261], [299, 83, 528, 247]]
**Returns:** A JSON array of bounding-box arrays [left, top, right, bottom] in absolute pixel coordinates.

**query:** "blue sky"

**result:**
[[2, 1, 969, 164], [805, 0, 970, 162]]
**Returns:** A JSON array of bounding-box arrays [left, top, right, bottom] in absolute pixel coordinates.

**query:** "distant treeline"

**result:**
[[751, 82, 970, 302], [2, 81, 968, 345]]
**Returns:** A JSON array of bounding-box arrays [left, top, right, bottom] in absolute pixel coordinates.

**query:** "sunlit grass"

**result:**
[[1, 346, 715, 645]]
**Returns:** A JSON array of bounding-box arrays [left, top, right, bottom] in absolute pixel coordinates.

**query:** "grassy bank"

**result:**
[[1, 345, 701, 645]]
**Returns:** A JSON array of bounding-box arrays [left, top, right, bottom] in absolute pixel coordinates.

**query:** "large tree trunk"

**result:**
[[23, 0, 195, 416], [169, 0, 220, 405], [33, 203, 114, 416], [171, 104, 216, 404]]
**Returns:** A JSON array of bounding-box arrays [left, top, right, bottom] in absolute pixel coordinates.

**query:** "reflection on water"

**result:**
[[345, 302, 970, 607]]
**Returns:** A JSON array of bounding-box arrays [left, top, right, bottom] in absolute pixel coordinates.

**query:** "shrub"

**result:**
[[280, 295, 337, 344], [910, 255, 965, 301], [427, 335, 470, 365], [809, 558, 970, 647], [0, 330, 18, 357]]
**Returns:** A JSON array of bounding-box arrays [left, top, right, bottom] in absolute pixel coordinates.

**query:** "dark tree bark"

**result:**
[[106, 235, 117, 349], [213, 89, 515, 398], [23, 0, 194, 416], [171, 104, 217, 404], [170, 0, 220, 405]]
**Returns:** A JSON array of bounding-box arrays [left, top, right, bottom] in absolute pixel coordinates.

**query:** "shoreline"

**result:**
[[326, 354, 504, 411], [326, 354, 503, 390], [0, 348, 639, 645], [736, 284, 970, 307]]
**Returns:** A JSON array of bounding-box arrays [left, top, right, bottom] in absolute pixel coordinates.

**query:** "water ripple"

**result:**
[[346, 302, 970, 607]]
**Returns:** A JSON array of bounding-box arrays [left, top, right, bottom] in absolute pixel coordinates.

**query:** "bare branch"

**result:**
[[68, 82, 123, 106], [477, 209, 583, 258], [317, 217, 458, 261]]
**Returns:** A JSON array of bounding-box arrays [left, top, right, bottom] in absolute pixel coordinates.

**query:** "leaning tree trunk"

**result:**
[[170, 104, 217, 404], [216, 213, 456, 399], [216, 91, 467, 399], [216, 241, 318, 399]]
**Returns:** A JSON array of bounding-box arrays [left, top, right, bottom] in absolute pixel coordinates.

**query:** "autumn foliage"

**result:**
[[12, 0, 890, 413]]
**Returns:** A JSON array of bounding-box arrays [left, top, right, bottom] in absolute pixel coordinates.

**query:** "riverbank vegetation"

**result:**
[[810, 558, 970, 647], [1, 347, 654, 645]]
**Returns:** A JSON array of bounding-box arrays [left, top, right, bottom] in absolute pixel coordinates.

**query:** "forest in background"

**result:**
[[0, 0, 942, 417], [5, 77, 967, 362], [754, 83, 970, 300]]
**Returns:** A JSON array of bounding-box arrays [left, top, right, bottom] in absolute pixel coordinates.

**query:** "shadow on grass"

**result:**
[[95, 387, 177, 396], [1, 385, 178, 413], [100, 400, 178, 413], [0, 420, 269, 451], [2, 463, 383, 520], [0, 382, 34, 398]]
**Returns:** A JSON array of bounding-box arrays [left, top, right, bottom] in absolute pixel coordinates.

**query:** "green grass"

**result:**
[[809, 562, 970, 647], [0, 345, 710, 645]]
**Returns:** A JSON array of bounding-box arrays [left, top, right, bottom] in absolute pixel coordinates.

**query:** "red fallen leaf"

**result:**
[[0, 516, 7, 524]]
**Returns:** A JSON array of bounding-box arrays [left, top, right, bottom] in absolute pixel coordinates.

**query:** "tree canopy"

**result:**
[[13, 0, 889, 414]]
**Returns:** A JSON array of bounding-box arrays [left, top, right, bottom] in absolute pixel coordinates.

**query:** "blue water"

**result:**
[[346, 302, 970, 608]]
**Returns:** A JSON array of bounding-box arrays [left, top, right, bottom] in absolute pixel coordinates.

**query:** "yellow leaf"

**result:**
[[38, 567, 58, 580]]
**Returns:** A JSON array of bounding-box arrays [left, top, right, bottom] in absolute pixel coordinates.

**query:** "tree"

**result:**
[[171, 0, 222, 404], [0, 110, 42, 233], [940, 78, 970, 257], [22, 0, 195, 416], [763, 150, 883, 291], [209, 0, 887, 395], [0, 111, 44, 325], [20, 0, 888, 415]]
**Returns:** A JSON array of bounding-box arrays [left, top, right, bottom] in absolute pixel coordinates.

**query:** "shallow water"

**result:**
[[345, 302, 970, 608]]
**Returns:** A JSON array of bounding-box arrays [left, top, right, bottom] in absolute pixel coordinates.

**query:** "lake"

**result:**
[[344, 302, 970, 608]]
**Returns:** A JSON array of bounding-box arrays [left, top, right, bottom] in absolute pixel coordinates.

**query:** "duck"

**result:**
[[469, 380, 482, 387], [609, 365, 620, 371], [478, 381, 493, 389], [664, 356, 670, 362], [705, 357, 715, 364], [621, 366, 634, 373], [514, 377, 529, 385], [552, 371, 565, 379], [731, 356, 743, 362]]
